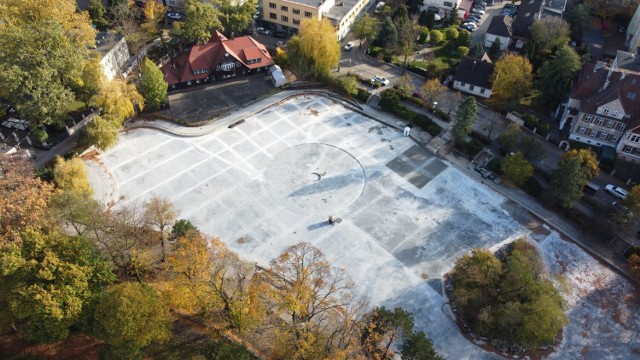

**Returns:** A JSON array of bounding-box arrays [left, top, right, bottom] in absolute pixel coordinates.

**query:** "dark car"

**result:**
[[486, 0, 494, 5], [273, 30, 288, 38]]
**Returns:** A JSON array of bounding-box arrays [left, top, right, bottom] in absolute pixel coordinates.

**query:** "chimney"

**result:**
[[472, 60, 477, 72]]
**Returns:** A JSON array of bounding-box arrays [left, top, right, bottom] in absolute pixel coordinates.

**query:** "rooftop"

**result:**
[[512, 0, 543, 38], [453, 56, 495, 89], [94, 32, 124, 56], [486, 15, 513, 37], [325, 0, 359, 22]]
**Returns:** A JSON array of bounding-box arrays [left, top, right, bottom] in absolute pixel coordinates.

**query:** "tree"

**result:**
[[401, 331, 443, 360], [501, 152, 534, 186], [53, 156, 93, 197], [217, 0, 257, 36], [519, 136, 547, 162], [86, 115, 121, 151], [109, 0, 134, 28], [174, 0, 222, 45], [274, 47, 289, 67], [623, 185, 640, 213], [140, 58, 168, 111], [420, 78, 444, 107], [95, 282, 172, 360], [96, 79, 145, 124], [531, 17, 570, 56], [469, 42, 484, 58], [397, 18, 419, 67], [396, 74, 415, 97], [451, 96, 477, 144], [378, 17, 399, 50], [429, 29, 444, 44], [546, 157, 588, 208], [448, 4, 460, 25], [418, 10, 430, 26], [567, 4, 590, 41], [50, 189, 104, 236], [286, 18, 341, 78], [488, 38, 502, 60], [170, 219, 199, 240], [352, 14, 380, 48], [446, 27, 459, 41], [536, 45, 581, 104], [261, 243, 355, 358], [73, 55, 106, 110], [561, 148, 599, 180], [492, 54, 533, 103], [88, 0, 109, 29], [457, 46, 470, 57], [0, 229, 115, 342], [362, 307, 414, 358], [392, 4, 410, 29], [339, 75, 359, 96], [0, 155, 54, 245], [144, 196, 176, 263], [456, 28, 471, 47]]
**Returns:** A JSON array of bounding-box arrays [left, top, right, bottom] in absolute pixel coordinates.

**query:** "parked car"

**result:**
[[471, 8, 485, 15], [460, 23, 477, 32], [253, 12, 261, 20], [344, 41, 354, 51], [256, 27, 270, 35], [372, 75, 390, 86], [605, 184, 628, 199], [167, 12, 182, 20], [273, 30, 288, 38]]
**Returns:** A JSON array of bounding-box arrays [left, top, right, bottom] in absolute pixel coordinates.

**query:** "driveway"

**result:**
[[470, 2, 511, 46], [162, 76, 277, 124]]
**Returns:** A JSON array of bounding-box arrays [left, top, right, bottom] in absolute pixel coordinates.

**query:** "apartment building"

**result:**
[[260, 0, 375, 39]]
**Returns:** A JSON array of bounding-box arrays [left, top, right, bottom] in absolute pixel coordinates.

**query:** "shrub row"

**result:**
[[379, 89, 443, 136]]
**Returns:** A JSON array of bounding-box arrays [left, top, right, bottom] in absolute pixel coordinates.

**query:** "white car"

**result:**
[[344, 41, 354, 51], [256, 27, 270, 35], [372, 75, 390, 86], [605, 184, 628, 199], [167, 12, 182, 20]]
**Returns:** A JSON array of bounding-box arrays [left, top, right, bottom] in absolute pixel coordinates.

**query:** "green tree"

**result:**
[[53, 156, 93, 197], [217, 0, 257, 36], [489, 38, 502, 60], [338, 75, 359, 96], [420, 78, 444, 107], [501, 152, 534, 186], [519, 136, 547, 162], [567, 4, 590, 41], [451, 96, 477, 144], [73, 55, 106, 110], [457, 46, 470, 57], [174, 0, 222, 45], [562, 148, 599, 180], [401, 331, 443, 360], [392, 5, 410, 29], [397, 19, 419, 67], [536, 45, 581, 104], [429, 29, 444, 44], [95, 282, 172, 360], [531, 17, 570, 56], [456, 29, 471, 47], [378, 17, 399, 50], [88, 0, 109, 29], [139, 58, 168, 111], [0, 229, 115, 342], [287, 18, 341, 78], [351, 14, 380, 48], [86, 115, 121, 151], [418, 10, 430, 26], [492, 54, 533, 103], [446, 27, 459, 41], [362, 307, 414, 358], [546, 157, 588, 208], [468, 42, 484, 58], [170, 219, 199, 240]]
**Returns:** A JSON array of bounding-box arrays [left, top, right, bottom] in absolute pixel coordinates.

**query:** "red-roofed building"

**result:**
[[559, 50, 640, 164], [162, 31, 275, 90]]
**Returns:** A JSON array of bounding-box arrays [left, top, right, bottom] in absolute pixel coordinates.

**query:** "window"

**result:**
[[584, 114, 593, 123], [635, 148, 640, 156], [281, 5, 288, 11], [624, 146, 633, 154], [281, 15, 288, 22], [631, 135, 640, 142], [606, 121, 614, 128], [480, 88, 485, 94], [269, 2, 276, 8], [611, 135, 619, 142], [628, 92, 636, 99], [193, 68, 207, 75], [617, 123, 626, 131], [469, 85, 475, 91], [602, 107, 610, 114], [293, 19, 300, 25], [595, 117, 604, 126], [590, 129, 598, 137], [305, 11, 312, 17], [220, 63, 234, 71], [444, 1, 453, 6], [578, 126, 587, 134], [612, 110, 619, 116], [599, 132, 608, 140], [270, 12, 276, 19], [293, 8, 300, 14], [633, 78, 638, 85], [460, 82, 466, 87]]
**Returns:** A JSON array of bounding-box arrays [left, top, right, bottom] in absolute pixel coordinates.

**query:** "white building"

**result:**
[[95, 33, 130, 81], [484, 15, 512, 51], [452, 55, 494, 99]]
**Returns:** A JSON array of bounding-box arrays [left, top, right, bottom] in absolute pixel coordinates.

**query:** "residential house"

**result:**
[[540, 0, 567, 17], [558, 49, 640, 164], [626, 4, 640, 52], [95, 32, 130, 81], [259, 0, 375, 40], [511, 0, 543, 40], [484, 15, 512, 51], [452, 55, 494, 99], [161, 31, 275, 90], [421, 0, 464, 16]]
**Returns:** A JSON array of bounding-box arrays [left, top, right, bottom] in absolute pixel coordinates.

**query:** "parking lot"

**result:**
[[88, 94, 640, 359]]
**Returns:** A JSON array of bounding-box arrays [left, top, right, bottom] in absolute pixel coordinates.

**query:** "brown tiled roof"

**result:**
[[161, 31, 274, 85]]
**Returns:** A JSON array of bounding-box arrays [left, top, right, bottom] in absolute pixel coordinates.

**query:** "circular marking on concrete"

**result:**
[[264, 143, 366, 215]]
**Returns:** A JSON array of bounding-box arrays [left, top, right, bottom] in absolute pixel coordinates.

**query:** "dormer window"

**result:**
[[246, 58, 261, 64], [628, 91, 636, 99], [193, 68, 208, 75], [602, 107, 609, 114]]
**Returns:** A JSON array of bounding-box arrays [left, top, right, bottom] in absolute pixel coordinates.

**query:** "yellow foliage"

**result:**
[[95, 79, 144, 123], [53, 156, 93, 197]]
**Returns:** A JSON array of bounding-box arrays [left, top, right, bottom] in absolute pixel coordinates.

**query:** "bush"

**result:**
[[522, 176, 544, 197], [456, 46, 469, 57], [522, 113, 539, 130], [446, 28, 459, 41], [356, 88, 371, 103], [456, 30, 471, 47], [407, 61, 429, 77], [368, 46, 384, 58], [413, 114, 443, 136], [379, 89, 402, 111], [337, 75, 359, 96], [455, 139, 483, 158], [486, 157, 502, 174], [429, 30, 444, 44]]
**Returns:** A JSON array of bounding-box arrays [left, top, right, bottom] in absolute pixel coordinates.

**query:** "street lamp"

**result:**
[[432, 101, 438, 113]]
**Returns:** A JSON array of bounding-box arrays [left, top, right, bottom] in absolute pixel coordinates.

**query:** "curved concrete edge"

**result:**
[[84, 158, 120, 208]]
